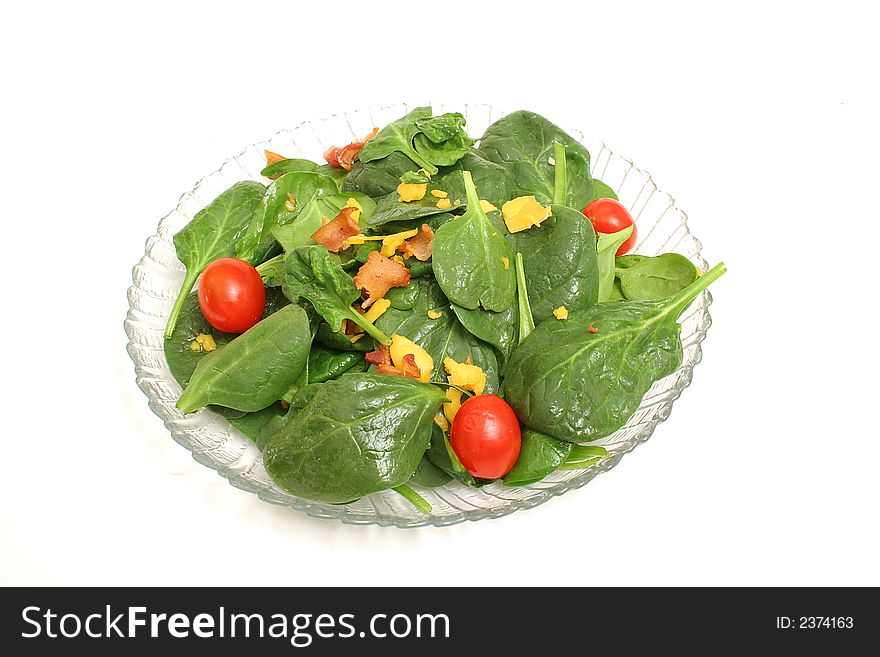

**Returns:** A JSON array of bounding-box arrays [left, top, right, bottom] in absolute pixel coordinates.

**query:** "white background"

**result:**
[[2, 0, 877, 586]]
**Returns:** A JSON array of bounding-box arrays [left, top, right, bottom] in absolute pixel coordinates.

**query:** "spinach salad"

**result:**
[[163, 108, 726, 513]]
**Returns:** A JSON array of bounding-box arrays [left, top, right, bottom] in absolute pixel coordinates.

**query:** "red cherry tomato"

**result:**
[[450, 395, 522, 479], [198, 258, 266, 333], [583, 198, 637, 256]]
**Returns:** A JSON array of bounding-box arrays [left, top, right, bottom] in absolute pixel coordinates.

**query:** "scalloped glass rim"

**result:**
[[125, 103, 713, 528]]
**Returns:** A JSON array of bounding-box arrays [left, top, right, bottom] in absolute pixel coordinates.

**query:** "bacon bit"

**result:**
[[310, 207, 361, 253], [400, 354, 422, 379], [337, 143, 362, 171], [323, 145, 342, 168], [365, 344, 391, 366], [323, 128, 379, 170], [588, 325, 598, 333], [353, 251, 411, 309], [366, 344, 421, 379], [399, 224, 435, 262], [280, 400, 290, 410], [264, 150, 287, 166]]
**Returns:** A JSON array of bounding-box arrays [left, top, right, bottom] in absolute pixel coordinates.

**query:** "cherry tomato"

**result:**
[[198, 258, 266, 333], [450, 395, 522, 479], [583, 198, 637, 256]]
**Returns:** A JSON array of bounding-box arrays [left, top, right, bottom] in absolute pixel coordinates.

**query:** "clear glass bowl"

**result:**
[[125, 103, 714, 527]]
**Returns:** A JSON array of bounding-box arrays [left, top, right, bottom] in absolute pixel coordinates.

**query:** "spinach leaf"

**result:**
[[591, 178, 619, 201], [177, 303, 312, 414], [262, 373, 447, 503], [437, 150, 512, 208], [413, 131, 473, 167], [271, 192, 376, 253], [374, 278, 501, 393], [314, 322, 373, 352], [307, 345, 368, 383], [479, 111, 594, 207], [255, 254, 285, 287], [503, 430, 573, 486], [510, 205, 599, 322], [451, 303, 517, 363], [432, 171, 515, 311], [357, 107, 438, 174], [409, 455, 453, 488], [415, 112, 467, 142], [616, 253, 698, 301], [163, 288, 290, 388], [366, 192, 457, 227], [615, 254, 647, 270], [502, 263, 726, 442], [596, 225, 633, 302], [282, 245, 391, 344], [260, 158, 318, 179], [165, 181, 265, 338], [343, 152, 420, 198], [237, 172, 340, 265], [227, 405, 286, 442]]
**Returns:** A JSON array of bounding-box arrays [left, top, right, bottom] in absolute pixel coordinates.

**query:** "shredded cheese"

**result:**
[[553, 306, 569, 320], [362, 298, 391, 324]]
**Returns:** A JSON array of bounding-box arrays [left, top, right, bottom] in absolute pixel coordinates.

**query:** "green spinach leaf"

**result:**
[[164, 289, 290, 388], [260, 158, 318, 179], [262, 373, 447, 503], [503, 430, 573, 486], [478, 110, 594, 208], [271, 192, 376, 253], [413, 131, 474, 167], [374, 279, 500, 392], [357, 107, 438, 174], [616, 253, 698, 301], [451, 303, 517, 363], [409, 455, 453, 488], [367, 191, 457, 227], [591, 178, 619, 201], [343, 152, 420, 198], [432, 171, 515, 311], [502, 263, 726, 442], [510, 205, 599, 322], [237, 172, 339, 265], [415, 112, 467, 142], [436, 150, 512, 208], [177, 303, 312, 413], [307, 345, 368, 383], [282, 245, 391, 344], [165, 181, 265, 338]]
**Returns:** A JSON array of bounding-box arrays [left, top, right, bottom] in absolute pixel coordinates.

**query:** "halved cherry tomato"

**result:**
[[450, 394, 522, 479], [583, 198, 637, 255], [198, 258, 266, 333]]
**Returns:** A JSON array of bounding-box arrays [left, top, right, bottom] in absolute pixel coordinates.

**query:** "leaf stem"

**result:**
[[515, 252, 535, 343], [165, 269, 200, 339], [666, 261, 727, 316], [347, 309, 392, 346], [552, 141, 567, 206], [392, 484, 432, 514]]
